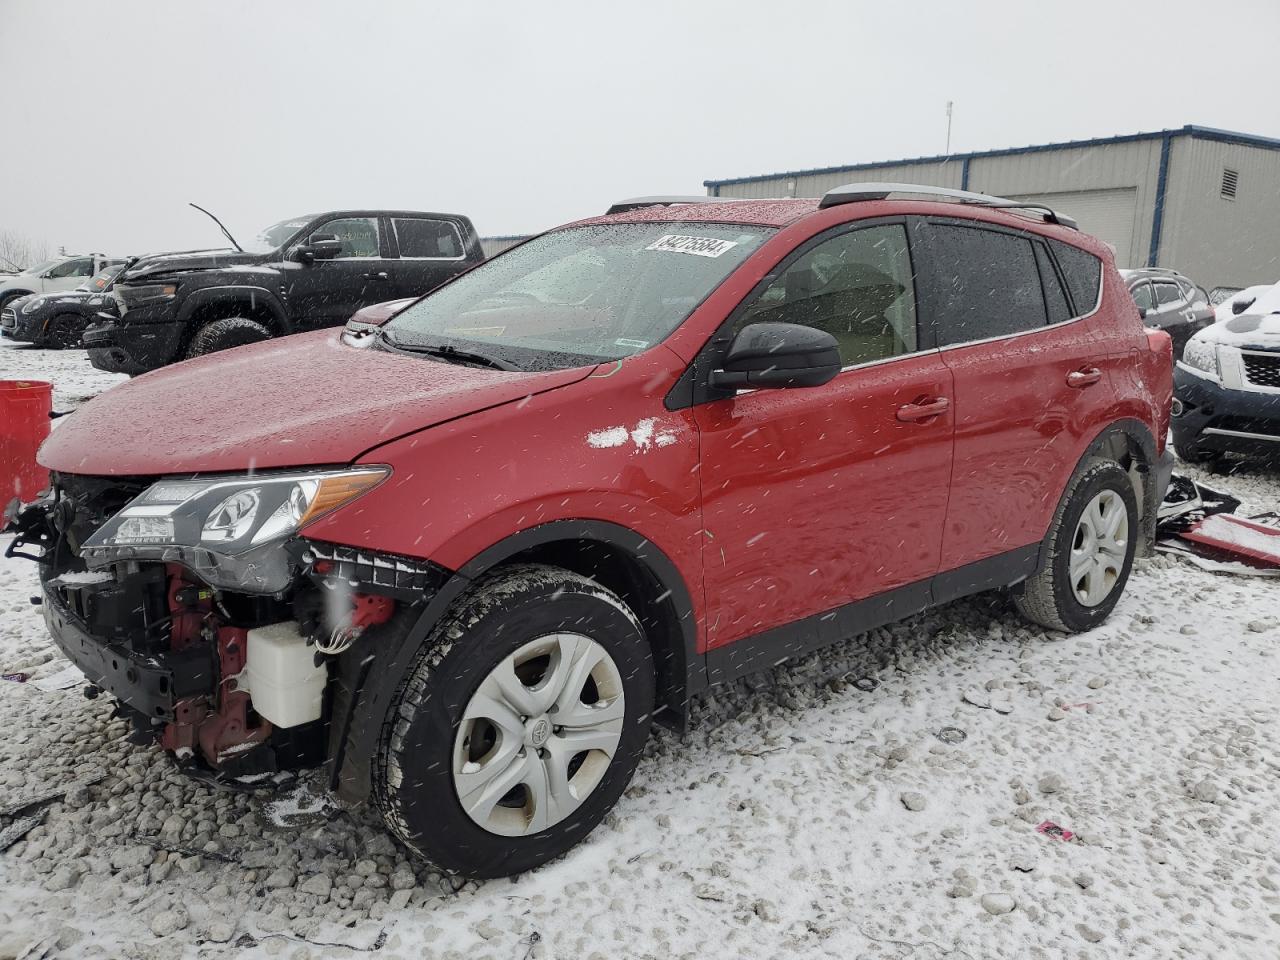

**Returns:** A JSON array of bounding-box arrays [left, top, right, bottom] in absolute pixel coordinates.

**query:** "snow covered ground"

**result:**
[[1, 341, 1279, 960]]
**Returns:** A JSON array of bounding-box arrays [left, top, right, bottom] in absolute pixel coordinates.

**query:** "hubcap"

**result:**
[[452, 633, 625, 837], [1069, 490, 1128, 608]]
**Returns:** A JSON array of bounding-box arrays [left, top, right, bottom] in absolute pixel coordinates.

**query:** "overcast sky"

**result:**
[[3, 0, 1278, 257]]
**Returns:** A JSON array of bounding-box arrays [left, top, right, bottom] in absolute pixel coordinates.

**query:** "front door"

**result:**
[[694, 221, 954, 654], [284, 215, 397, 328]]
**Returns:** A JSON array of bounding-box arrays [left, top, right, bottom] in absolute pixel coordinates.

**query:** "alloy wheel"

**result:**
[[452, 633, 625, 837]]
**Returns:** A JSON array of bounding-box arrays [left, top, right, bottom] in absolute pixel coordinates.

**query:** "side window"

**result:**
[[734, 224, 917, 367], [393, 218, 463, 259], [48, 258, 93, 279], [311, 217, 380, 258], [1033, 243, 1072, 324], [1130, 281, 1154, 311], [1154, 280, 1183, 307], [1047, 239, 1102, 317], [917, 223, 1046, 347]]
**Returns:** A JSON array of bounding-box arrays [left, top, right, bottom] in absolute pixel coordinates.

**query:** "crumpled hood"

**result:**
[[40, 329, 594, 476], [120, 248, 271, 281], [1198, 311, 1280, 352]]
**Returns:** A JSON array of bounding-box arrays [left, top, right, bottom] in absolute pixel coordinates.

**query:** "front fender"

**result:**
[[175, 284, 291, 333]]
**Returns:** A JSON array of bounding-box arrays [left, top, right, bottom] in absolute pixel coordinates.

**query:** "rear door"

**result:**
[[386, 216, 471, 301], [284, 215, 396, 328], [694, 220, 954, 653], [912, 219, 1119, 578]]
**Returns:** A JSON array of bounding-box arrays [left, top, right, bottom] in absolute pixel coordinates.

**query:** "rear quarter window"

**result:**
[[1048, 239, 1102, 317]]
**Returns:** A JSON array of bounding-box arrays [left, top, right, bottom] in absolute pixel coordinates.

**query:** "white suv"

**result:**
[[0, 255, 125, 312]]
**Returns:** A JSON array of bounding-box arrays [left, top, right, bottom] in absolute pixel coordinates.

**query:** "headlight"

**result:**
[[21, 297, 46, 314], [1180, 338, 1219, 379], [79, 467, 388, 592], [116, 282, 178, 307]]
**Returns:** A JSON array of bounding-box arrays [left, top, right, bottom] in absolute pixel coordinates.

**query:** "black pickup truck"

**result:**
[[85, 210, 483, 374]]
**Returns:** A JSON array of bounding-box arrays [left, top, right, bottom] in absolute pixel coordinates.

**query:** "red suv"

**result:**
[[15, 184, 1173, 878]]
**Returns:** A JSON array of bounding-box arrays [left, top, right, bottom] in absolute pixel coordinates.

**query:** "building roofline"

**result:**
[[703, 125, 1280, 189]]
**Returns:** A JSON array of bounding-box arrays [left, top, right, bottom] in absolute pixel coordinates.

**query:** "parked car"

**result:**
[[83, 210, 484, 374], [1, 262, 129, 348], [13, 184, 1173, 878], [1173, 285, 1280, 462], [1120, 268, 1214, 358], [1214, 283, 1276, 323], [0, 254, 126, 312], [1208, 285, 1243, 307]]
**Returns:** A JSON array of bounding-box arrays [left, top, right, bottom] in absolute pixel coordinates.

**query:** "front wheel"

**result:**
[[184, 317, 272, 359], [1014, 459, 1138, 633], [374, 564, 655, 878], [45, 313, 86, 349]]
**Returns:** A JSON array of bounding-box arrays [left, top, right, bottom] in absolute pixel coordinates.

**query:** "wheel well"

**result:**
[[1076, 421, 1159, 556], [498, 538, 694, 727], [183, 296, 282, 347]]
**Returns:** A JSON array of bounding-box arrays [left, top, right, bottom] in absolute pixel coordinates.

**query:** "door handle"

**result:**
[[364, 271, 389, 281], [1066, 367, 1102, 388], [896, 397, 950, 422]]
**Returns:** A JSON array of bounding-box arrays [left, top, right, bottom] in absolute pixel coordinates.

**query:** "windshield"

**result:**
[[24, 257, 61, 276], [242, 217, 311, 254], [77, 264, 127, 292], [384, 222, 773, 370]]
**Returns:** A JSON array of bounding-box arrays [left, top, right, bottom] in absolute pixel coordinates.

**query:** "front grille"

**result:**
[[0, 307, 15, 331], [1242, 352, 1280, 389]]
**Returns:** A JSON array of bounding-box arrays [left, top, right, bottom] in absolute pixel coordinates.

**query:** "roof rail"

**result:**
[[606, 195, 740, 215], [818, 182, 1078, 230]]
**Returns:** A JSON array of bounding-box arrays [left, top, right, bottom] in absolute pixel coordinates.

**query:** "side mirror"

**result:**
[[710, 322, 842, 391], [1232, 296, 1256, 316], [293, 234, 344, 263]]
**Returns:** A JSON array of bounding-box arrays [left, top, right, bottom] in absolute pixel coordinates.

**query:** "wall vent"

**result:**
[[1221, 167, 1239, 200]]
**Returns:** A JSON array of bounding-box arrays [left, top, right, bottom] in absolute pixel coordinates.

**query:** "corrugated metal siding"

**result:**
[[966, 140, 1164, 269], [1159, 139, 1280, 288], [711, 160, 963, 199], [480, 236, 531, 257]]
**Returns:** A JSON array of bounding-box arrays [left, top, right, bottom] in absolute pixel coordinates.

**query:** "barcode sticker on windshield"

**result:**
[[646, 235, 739, 258]]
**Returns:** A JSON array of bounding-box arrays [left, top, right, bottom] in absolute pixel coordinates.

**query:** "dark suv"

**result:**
[[85, 210, 483, 373], [17, 185, 1173, 878], [1121, 267, 1214, 359]]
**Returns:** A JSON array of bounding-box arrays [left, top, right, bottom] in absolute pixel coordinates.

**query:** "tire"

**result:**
[[374, 564, 655, 878], [1014, 459, 1139, 633], [0, 290, 32, 312], [44, 313, 84, 349], [183, 317, 272, 359], [1174, 439, 1220, 465]]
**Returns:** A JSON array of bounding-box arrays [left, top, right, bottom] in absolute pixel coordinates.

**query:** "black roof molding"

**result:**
[[819, 182, 1078, 229], [606, 195, 744, 215]]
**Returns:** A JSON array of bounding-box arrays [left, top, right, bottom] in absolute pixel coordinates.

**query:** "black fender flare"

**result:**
[[175, 284, 291, 335], [1031, 418, 1161, 577], [329, 519, 705, 803]]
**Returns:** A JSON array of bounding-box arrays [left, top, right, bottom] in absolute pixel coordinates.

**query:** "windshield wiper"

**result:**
[[378, 329, 517, 371], [189, 202, 243, 252]]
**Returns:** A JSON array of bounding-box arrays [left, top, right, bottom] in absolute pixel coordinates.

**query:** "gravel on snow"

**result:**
[[2, 345, 1279, 959]]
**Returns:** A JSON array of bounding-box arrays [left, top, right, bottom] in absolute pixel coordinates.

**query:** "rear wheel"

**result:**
[[374, 564, 654, 878], [184, 317, 272, 359], [1014, 459, 1138, 633]]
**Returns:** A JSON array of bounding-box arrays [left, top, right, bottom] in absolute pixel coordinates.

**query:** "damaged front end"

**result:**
[[7, 470, 447, 786]]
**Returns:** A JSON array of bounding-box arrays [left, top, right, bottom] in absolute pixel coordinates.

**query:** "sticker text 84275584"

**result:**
[[645, 235, 740, 258]]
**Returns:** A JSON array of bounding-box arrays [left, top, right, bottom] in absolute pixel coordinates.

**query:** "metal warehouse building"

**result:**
[[704, 125, 1280, 289]]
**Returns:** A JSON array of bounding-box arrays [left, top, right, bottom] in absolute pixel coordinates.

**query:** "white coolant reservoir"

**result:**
[[243, 622, 326, 728]]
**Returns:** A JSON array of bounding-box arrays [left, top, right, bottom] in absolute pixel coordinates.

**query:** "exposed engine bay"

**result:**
[[8, 472, 442, 784]]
